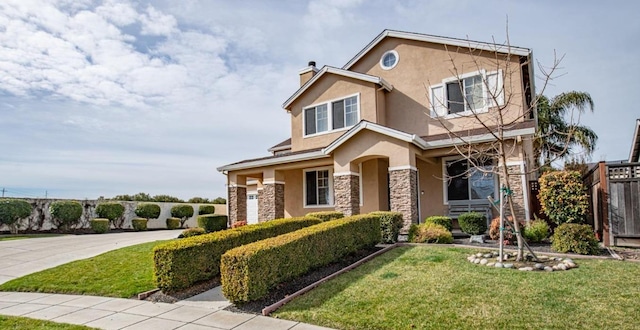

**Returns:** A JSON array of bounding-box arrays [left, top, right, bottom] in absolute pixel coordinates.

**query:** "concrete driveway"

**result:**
[[0, 230, 182, 285]]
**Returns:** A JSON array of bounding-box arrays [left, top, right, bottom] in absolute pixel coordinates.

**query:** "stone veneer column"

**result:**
[[499, 164, 527, 222], [228, 185, 247, 225], [334, 174, 360, 217], [258, 183, 285, 221], [389, 168, 418, 232]]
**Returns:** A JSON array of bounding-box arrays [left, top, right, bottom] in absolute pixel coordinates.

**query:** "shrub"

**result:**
[[0, 199, 32, 234], [153, 216, 322, 292], [538, 170, 589, 225], [424, 215, 452, 231], [95, 203, 125, 229], [552, 223, 600, 255], [49, 201, 83, 231], [408, 223, 453, 244], [489, 216, 518, 244], [90, 218, 109, 234], [369, 211, 403, 243], [232, 220, 247, 228], [524, 220, 550, 243], [458, 212, 487, 235], [305, 211, 344, 221], [132, 218, 148, 231], [198, 215, 228, 233], [135, 203, 160, 220], [178, 227, 205, 238], [220, 214, 381, 303], [170, 204, 194, 228], [166, 217, 181, 230], [198, 204, 216, 215]]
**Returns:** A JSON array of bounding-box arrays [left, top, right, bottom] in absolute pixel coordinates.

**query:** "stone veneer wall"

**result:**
[[334, 174, 360, 216], [389, 168, 418, 231], [258, 183, 285, 221], [499, 164, 527, 222], [228, 186, 247, 224]]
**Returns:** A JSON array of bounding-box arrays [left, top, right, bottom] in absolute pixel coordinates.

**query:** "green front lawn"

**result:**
[[275, 246, 640, 330], [0, 315, 97, 329], [0, 240, 168, 298], [0, 234, 64, 241]]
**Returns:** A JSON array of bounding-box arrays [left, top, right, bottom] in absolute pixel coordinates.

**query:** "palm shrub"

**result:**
[[408, 223, 453, 244], [49, 201, 83, 231], [458, 212, 487, 235], [552, 223, 599, 255], [170, 204, 194, 228], [198, 204, 216, 215], [95, 202, 125, 229], [0, 199, 32, 234], [538, 170, 589, 225], [524, 219, 550, 243], [90, 218, 109, 234], [424, 215, 452, 231], [135, 203, 160, 220]]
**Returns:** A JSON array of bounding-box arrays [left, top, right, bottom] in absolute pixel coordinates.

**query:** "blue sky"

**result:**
[[1, 0, 638, 200]]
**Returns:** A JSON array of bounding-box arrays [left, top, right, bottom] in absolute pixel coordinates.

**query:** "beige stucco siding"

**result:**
[[349, 37, 526, 137], [417, 158, 446, 219], [360, 158, 390, 213], [289, 74, 382, 152], [332, 130, 419, 172], [282, 168, 335, 218]]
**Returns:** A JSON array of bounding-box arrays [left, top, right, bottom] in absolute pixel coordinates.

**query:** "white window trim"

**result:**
[[430, 69, 503, 119], [441, 156, 499, 205], [303, 167, 334, 208], [303, 93, 360, 138], [380, 50, 399, 70]]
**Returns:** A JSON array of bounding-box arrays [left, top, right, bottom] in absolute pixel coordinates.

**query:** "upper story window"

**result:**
[[430, 70, 504, 118], [380, 50, 399, 70], [304, 94, 359, 136]]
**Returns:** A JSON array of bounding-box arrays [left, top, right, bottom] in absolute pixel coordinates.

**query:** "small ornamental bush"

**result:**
[[198, 215, 228, 233], [408, 223, 453, 244], [524, 219, 550, 243], [305, 211, 344, 221], [552, 223, 600, 255], [49, 201, 83, 231], [135, 203, 161, 220], [90, 218, 110, 234], [489, 216, 519, 244], [178, 227, 206, 238], [0, 199, 32, 234], [166, 217, 181, 230], [132, 218, 148, 231], [369, 211, 403, 243], [95, 203, 125, 228], [170, 204, 194, 228], [424, 216, 452, 232], [232, 220, 247, 228], [538, 170, 589, 225], [458, 212, 487, 235], [198, 204, 216, 215]]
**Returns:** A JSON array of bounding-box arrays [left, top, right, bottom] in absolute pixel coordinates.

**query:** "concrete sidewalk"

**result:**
[[0, 230, 183, 285]]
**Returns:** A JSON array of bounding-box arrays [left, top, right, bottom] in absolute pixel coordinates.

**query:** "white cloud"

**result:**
[[139, 5, 177, 36]]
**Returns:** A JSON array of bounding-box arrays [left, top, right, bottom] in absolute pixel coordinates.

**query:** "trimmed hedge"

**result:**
[[0, 199, 32, 233], [552, 223, 600, 255], [408, 223, 453, 244], [178, 227, 206, 238], [198, 204, 216, 215], [171, 204, 194, 227], [132, 218, 148, 231], [198, 215, 228, 233], [90, 218, 109, 234], [49, 201, 83, 231], [221, 214, 381, 303], [95, 203, 125, 228], [369, 211, 403, 243], [424, 216, 452, 232], [458, 212, 487, 235], [305, 211, 344, 221], [153, 216, 322, 292], [135, 203, 160, 220], [166, 217, 181, 230]]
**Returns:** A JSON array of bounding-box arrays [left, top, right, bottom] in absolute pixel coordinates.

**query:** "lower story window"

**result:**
[[305, 169, 331, 206], [445, 159, 495, 202]]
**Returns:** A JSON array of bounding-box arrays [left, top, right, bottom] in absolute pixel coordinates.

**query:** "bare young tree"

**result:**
[[425, 28, 590, 261]]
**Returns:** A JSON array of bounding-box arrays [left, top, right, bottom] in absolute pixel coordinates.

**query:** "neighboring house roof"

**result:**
[[342, 29, 531, 70], [268, 138, 292, 153], [217, 120, 536, 172], [629, 119, 640, 162], [282, 66, 393, 110]]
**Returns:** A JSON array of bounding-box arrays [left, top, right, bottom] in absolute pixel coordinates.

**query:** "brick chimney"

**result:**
[[299, 61, 318, 86]]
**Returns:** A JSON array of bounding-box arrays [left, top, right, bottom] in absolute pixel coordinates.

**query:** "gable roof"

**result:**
[[630, 119, 640, 162], [282, 66, 392, 110], [268, 138, 291, 153], [342, 29, 531, 70], [323, 120, 428, 154]]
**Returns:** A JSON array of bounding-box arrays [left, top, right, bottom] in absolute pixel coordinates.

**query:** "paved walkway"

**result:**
[[0, 231, 334, 330]]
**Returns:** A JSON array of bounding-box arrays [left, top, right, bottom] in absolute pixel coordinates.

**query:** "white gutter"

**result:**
[[216, 150, 328, 172]]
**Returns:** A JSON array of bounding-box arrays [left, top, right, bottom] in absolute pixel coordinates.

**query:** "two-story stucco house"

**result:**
[[217, 29, 537, 230]]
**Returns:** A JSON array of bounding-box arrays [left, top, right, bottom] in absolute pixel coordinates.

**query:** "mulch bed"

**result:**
[[144, 277, 222, 303]]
